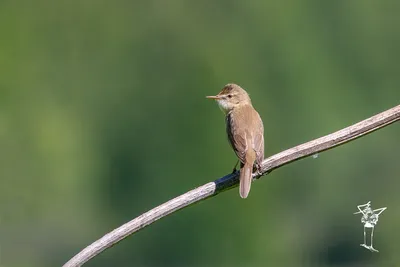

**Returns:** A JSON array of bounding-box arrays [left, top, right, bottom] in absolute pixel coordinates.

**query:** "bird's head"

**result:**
[[206, 83, 252, 114]]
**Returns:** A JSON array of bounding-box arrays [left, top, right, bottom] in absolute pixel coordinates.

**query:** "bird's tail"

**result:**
[[240, 149, 256, 199]]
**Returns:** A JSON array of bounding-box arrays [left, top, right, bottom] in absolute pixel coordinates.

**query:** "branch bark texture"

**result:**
[[64, 104, 400, 267]]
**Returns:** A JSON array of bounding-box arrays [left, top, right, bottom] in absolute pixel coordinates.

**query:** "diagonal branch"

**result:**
[[63, 104, 400, 267]]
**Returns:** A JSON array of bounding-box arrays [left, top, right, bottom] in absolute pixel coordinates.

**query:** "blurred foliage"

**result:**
[[0, 0, 399, 266]]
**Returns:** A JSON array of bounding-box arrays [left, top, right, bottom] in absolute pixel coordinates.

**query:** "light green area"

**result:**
[[0, 1, 399, 266]]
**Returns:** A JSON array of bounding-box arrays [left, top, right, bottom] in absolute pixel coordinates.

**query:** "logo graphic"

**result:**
[[354, 201, 386, 252]]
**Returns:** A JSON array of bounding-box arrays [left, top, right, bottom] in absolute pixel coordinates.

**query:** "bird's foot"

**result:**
[[369, 246, 379, 252], [254, 163, 263, 176], [360, 244, 379, 252]]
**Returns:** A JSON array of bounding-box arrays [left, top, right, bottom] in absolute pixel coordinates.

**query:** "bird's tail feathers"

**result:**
[[239, 149, 256, 198]]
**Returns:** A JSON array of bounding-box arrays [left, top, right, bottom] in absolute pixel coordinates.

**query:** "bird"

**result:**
[[206, 83, 264, 198]]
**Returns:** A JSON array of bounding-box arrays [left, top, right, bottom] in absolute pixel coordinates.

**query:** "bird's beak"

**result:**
[[206, 95, 221, 100]]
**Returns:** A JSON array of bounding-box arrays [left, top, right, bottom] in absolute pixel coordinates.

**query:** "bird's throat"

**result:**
[[217, 100, 231, 115]]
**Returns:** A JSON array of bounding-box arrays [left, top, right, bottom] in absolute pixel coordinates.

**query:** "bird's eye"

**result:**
[[228, 94, 232, 98]]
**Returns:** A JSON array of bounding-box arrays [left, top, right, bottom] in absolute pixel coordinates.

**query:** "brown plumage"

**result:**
[[207, 84, 264, 198]]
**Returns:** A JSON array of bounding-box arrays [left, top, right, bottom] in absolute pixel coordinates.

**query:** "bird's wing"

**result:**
[[226, 112, 247, 163], [253, 112, 264, 166]]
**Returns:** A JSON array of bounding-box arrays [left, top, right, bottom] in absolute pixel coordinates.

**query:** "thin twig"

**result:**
[[63, 104, 400, 267]]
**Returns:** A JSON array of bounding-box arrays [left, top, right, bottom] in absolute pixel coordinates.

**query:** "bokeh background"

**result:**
[[1, 1, 399, 266]]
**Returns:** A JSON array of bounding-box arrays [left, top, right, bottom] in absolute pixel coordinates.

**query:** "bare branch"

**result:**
[[63, 104, 400, 267]]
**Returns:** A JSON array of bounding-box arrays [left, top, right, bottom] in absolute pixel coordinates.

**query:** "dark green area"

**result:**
[[0, 1, 399, 266]]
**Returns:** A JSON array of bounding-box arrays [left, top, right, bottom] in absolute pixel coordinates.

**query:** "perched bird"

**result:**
[[207, 84, 264, 198]]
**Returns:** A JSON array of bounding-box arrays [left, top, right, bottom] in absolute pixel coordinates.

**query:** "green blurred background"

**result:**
[[1, 1, 399, 266]]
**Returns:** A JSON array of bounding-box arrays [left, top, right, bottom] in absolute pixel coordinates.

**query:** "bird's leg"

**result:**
[[231, 160, 239, 174], [364, 227, 366, 246], [370, 227, 379, 252], [360, 227, 368, 249]]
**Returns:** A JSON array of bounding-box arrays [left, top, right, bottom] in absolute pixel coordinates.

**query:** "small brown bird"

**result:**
[[207, 84, 264, 198]]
